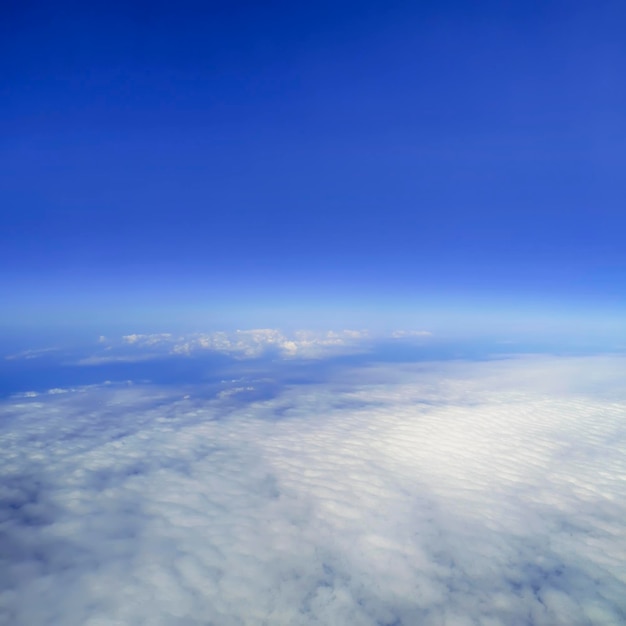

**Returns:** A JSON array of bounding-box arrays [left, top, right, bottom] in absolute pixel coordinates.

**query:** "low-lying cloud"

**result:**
[[121, 328, 375, 359], [1, 355, 625, 625]]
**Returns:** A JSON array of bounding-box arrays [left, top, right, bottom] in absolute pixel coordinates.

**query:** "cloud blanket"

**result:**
[[1, 355, 625, 625]]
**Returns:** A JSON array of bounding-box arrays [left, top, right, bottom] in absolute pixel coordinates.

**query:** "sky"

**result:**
[[2, 7, 626, 620], [2, 0, 626, 336]]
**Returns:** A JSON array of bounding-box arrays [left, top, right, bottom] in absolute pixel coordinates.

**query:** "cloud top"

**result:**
[[119, 328, 375, 359], [1, 355, 625, 625]]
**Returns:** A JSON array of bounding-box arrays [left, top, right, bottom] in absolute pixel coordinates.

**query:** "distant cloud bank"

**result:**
[[57, 328, 431, 365], [1, 355, 625, 625]]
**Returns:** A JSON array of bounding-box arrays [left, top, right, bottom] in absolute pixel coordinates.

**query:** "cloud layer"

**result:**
[[122, 329, 375, 359], [62, 328, 431, 365], [1, 355, 625, 625]]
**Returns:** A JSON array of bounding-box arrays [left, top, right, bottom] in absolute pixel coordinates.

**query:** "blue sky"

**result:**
[[2, 0, 625, 336]]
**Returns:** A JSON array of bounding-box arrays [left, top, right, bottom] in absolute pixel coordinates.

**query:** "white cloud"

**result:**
[[390, 330, 432, 338], [122, 333, 172, 345], [4, 347, 59, 361], [85, 327, 436, 366], [1, 355, 625, 625], [109, 328, 374, 360], [74, 354, 163, 366]]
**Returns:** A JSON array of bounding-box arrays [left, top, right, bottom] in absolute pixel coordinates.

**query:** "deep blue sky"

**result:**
[[2, 0, 625, 334]]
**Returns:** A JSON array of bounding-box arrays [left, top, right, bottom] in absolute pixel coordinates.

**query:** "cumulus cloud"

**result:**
[[123, 333, 173, 345], [104, 328, 375, 360], [1, 356, 625, 625], [71, 328, 433, 367]]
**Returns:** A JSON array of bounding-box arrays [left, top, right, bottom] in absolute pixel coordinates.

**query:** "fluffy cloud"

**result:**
[[122, 333, 173, 345], [118, 328, 375, 359], [1, 356, 625, 625], [7, 329, 434, 368]]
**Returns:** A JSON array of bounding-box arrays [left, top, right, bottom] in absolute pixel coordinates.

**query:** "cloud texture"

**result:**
[[121, 329, 374, 359], [1, 355, 625, 625]]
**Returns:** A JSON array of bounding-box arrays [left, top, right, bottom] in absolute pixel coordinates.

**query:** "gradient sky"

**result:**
[[2, 0, 625, 335]]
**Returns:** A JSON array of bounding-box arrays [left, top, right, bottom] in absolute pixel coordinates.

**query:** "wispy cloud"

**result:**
[[74, 353, 163, 366], [390, 330, 432, 338], [4, 347, 59, 361]]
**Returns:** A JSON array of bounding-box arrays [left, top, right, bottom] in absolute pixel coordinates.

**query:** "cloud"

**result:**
[[4, 347, 59, 361], [1, 355, 625, 625], [123, 333, 173, 345], [390, 330, 432, 338], [105, 328, 375, 360], [74, 354, 163, 366], [79, 328, 433, 367]]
